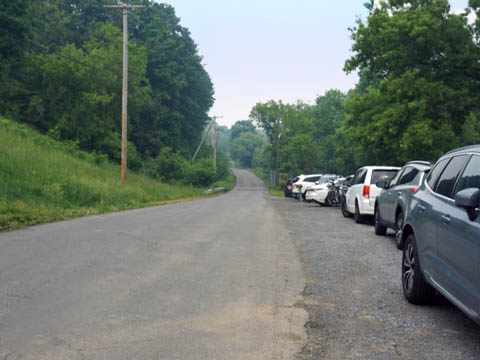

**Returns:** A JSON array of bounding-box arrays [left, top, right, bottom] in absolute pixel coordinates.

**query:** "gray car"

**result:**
[[400, 145, 480, 325], [374, 161, 431, 249]]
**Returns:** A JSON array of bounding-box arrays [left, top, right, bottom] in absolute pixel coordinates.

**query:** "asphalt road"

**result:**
[[270, 197, 480, 360], [0, 169, 307, 359]]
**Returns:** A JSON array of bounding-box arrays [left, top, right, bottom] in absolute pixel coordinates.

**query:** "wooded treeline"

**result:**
[[0, 0, 228, 185], [250, 0, 480, 178]]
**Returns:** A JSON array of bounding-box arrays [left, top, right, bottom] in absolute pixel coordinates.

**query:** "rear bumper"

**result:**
[[359, 197, 374, 215]]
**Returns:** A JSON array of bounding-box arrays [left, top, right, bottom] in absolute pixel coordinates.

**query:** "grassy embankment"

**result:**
[[0, 117, 235, 231], [251, 168, 284, 197]]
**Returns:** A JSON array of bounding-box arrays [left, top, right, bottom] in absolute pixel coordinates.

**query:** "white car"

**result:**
[[292, 174, 322, 200], [305, 175, 338, 205], [342, 166, 400, 223]]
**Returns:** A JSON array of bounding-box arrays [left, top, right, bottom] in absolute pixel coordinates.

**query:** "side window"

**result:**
[[305, 176, 318, 182], [354, 169, 367, 185], [435, 155, 469, 198], [455, 155, 480, 194], [398, 167, 419, 185], [426, 159, 450, 189]]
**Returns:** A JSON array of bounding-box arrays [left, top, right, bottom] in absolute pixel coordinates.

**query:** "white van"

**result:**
[[342, 166, 400, 223]]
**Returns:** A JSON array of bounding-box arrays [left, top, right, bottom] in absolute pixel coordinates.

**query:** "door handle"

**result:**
[[418, 204, 426, 214], [441, 215, 451, 224], [397, 192, 402, 196]]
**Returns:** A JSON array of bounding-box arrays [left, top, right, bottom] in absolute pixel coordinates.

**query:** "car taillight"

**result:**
[[296, 184, 301, 188], [362, 185, 370, 198], [287, 185, 292, 190], [410, 186, 419, 193]]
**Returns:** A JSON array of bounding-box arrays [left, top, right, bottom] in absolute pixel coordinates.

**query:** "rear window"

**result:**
[[371, 170, 398, 185]]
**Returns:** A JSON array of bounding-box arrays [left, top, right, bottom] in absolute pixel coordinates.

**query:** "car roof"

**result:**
[[358, 166, 401, 170], [403, 161, 432, 170], [301, 174, 323, 178], [444, 145, 480, 156]]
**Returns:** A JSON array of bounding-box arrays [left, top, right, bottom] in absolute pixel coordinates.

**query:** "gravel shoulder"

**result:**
[[269, 197, 480, 360]]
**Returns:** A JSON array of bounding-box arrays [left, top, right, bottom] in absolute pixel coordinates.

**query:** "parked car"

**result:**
[[342, 166, 400, 223], [374, 161, 431, 249], [400, 145, 480, 325], [284, 177, 297, 198], [339, 175, 354, 206], [305, 175, 338, 205], [292, 174, 322, 200]]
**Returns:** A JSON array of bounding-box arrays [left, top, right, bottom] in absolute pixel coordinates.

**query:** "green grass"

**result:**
[[251, 168, 284, 197], [0, 117, 234, 231]]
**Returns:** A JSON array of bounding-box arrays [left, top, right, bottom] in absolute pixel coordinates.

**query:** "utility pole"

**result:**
[[104, 2, 144, 185], [211, 116, 222, 173], [192, 120, 215, 163], [191, 116, 222, 172]]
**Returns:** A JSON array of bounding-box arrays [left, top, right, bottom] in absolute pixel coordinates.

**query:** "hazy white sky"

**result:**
[[162, 1, 470, 128]]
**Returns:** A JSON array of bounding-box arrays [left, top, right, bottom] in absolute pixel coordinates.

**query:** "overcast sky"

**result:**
[[162, 0, 470, 128]]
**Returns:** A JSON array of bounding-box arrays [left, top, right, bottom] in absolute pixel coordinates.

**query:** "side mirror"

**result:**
[[455, 188, 480, 208], [455, 188, 480, 221], [376, 180, 387, 189]]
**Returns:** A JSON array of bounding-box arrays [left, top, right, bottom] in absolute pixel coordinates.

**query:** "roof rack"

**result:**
[[406, 160, 431, 166]]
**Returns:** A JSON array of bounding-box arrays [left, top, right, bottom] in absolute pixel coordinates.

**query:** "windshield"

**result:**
[[319, 176, 336, 184]]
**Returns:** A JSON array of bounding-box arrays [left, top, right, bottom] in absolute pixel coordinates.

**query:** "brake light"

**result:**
[[410, 186, 419, 193], [363, 185, 370, 198], [296, 184, 301, 188]]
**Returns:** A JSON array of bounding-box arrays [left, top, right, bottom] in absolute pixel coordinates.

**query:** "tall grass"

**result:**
[[0, 117, 222, 231]]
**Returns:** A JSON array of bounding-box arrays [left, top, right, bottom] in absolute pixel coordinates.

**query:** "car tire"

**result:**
[[395, 211, 405, 250], [354, 201, 364, 224], [402, 233, 436, 305], [374, 206, 387, 235], [341, 200, 351, 217], [325, 196, 332, 207]]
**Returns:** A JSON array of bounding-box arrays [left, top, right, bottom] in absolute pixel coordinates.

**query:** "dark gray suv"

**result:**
[[374, 161, 431, 249], [401, 145, 480, 324]]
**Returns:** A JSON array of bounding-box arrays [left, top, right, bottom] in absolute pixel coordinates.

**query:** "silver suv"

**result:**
[[374, 161, 431, 249], [401, 145, 480, 325]]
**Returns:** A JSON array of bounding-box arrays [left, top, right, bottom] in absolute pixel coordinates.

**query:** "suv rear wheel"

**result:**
[[402, 233, 435, 304], [395, 211, 404, 249], [374, 206, 387, 235], [354, 201, 364, 224]]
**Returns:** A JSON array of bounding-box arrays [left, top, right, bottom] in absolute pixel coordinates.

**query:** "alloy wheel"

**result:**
[[402, 242, 415, 295]]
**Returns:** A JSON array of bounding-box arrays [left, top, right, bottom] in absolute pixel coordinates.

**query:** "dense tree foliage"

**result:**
[[0, 0, 217, 183], [252, 0, 480, 180]]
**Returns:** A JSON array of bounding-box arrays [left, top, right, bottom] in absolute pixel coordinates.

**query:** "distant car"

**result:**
[[292, 174, 322, 200], [374, 161, 431, 249], [305, 175, 338, 205], [284, 177, 297, 198], [342, 166, 400, 223], [400, 145, 480, 325]]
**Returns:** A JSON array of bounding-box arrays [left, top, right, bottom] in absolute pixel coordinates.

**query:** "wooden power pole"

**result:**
[[104, 2, 144, 185], [191, 116, 222, 172], [211, 116, 222, 173]]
